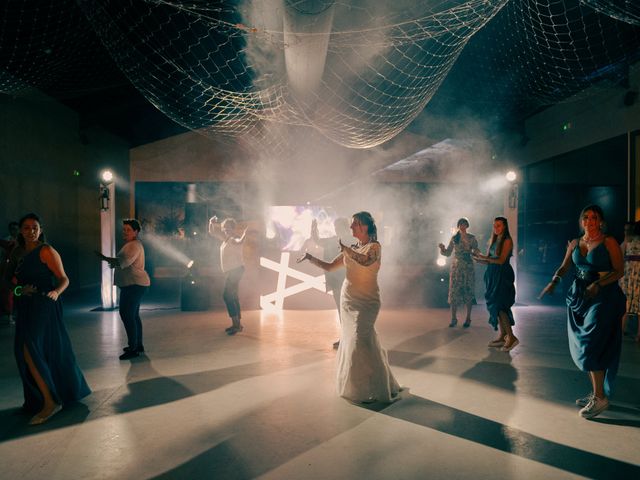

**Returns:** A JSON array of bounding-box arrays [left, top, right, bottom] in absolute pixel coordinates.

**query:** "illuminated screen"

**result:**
[[266, 206, 337, 251]]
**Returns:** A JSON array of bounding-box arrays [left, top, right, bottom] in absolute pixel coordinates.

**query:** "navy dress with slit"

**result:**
[[567, 241, 625, 397], [14, 244, 90, 413], [484, 243, 516, 330]]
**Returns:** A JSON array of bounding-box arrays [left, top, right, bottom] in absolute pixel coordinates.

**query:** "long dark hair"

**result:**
[[17, 212, 46, 247], [453, 217, 469, 244], [352, 211, 377, 242], [489, 216, 511, 256]]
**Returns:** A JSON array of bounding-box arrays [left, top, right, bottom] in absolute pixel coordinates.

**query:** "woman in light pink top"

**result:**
[[98, 219, 150, 359]]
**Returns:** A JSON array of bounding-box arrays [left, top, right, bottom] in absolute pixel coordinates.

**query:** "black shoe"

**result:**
[[227, 325, 244, 335], [124, 345, 145, 353], [119, 350, 139, 360]]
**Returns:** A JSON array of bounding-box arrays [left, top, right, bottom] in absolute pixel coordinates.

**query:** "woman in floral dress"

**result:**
[[620, 221, 640, 341], [439, 218, 478, 327]]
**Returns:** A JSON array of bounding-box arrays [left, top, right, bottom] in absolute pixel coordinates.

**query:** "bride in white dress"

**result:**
[[298, 211, 400, 403]]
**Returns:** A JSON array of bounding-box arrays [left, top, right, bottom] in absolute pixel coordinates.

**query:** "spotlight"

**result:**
[[505, 171, 517, 182], [436, 257, 446, 267], [100, 170, 114, 184], [186, 260, 194, 269]]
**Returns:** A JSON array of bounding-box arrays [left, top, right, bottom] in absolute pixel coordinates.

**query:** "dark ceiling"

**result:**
[[1, 0, 639, 148]]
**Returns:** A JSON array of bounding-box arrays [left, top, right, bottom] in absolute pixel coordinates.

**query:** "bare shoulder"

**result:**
[[604, 235, 621, 249], [367, 241, 382, 256], [39, 243, 60, 260]]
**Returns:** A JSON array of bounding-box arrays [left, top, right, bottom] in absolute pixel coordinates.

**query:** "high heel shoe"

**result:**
[[448, 318, 458, 327], [463, 319, 471, 328]]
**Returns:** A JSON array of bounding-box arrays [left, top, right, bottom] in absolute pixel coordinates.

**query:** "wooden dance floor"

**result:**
[[1, 290, 639, 479]]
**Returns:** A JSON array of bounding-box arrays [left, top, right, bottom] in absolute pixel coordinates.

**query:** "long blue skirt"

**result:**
[[484, 262, 515, 330], [14, 295, 91, 413], [566, 279, 625, 397]]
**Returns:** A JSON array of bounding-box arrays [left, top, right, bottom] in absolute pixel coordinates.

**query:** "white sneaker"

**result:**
[[579, 396, 609, 419], [575, 392, 594, 407]]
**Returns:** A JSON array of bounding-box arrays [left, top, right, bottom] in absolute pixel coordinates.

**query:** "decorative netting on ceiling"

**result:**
[[1, 0, 639, 149]]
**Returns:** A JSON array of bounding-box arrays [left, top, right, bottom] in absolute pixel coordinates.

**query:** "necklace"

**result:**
[[583, 232, 603, 246]]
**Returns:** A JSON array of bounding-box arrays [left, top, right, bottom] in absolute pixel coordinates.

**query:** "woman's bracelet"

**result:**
[[551, 274, 561, 284]]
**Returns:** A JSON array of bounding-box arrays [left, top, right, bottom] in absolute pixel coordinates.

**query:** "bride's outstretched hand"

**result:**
[[297, 252, 311, 263]]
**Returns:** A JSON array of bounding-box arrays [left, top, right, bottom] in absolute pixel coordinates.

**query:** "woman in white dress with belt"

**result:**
[[298, 211, 400, 404]]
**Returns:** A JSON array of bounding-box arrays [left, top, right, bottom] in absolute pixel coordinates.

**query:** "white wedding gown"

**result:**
[[336, 242, 400, 403]]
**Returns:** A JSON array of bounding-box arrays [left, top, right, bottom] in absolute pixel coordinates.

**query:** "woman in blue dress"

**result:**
[[540, 205, 625, 419], [473, 216, 519, 352], [6, 213, 90, 425]]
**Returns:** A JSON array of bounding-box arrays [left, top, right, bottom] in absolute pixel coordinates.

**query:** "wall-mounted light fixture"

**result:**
[[100, 186, 110, 211], [508, 183, 518, 209]]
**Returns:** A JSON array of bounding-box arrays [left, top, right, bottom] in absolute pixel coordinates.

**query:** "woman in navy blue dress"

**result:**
[[540, 205, 625, 419], [473, 216, 519, 352], [6, 213, 90, 425]]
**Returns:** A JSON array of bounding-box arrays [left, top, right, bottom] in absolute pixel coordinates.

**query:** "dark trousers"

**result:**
[[119, 285, 147, 349], [223, 267, 244, 319]]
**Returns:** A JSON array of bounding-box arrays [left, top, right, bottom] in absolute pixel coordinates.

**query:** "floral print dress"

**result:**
[[441, 233, 478, 306]]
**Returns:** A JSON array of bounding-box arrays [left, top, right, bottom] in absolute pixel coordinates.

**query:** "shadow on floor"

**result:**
[[390, 334, 640, 409], [385, 394, 640, 479], [0, 350, 325, 443], [0, 401, 90, 441], [148, 389, 390, 480]]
